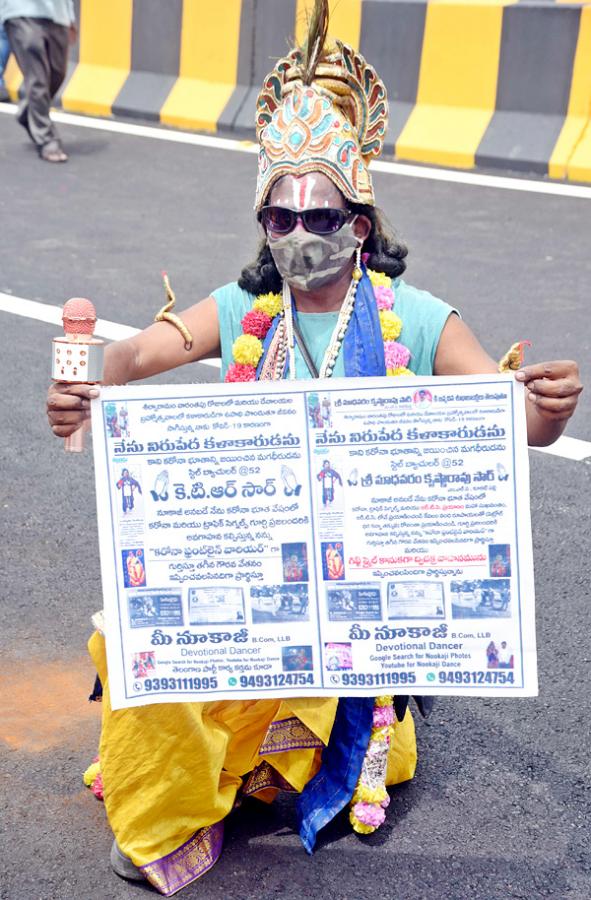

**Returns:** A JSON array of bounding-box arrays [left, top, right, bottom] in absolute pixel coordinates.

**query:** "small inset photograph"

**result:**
[[387, 581, 444, 619], [122, 548, 147, 588], [282, 542, 309, 583], [281, 645, 314, 672], [321, 541, 345, 581], [412, 388, 433, 406], [131, 651, 156, 679], [485, 639, 515, 669], [188, 587, 245, 626], [326, 583, 382, 621], [250, 585, 309, 623], [307, 392, 333, 429], [489, 544, 511, 578], [105, 402, 130, 439], [324, 642, 353, 671], [115, 467, 143, 517], [451, 579, 511, 619], [128, 590, 183, 628], [316, 459, 343, 509]]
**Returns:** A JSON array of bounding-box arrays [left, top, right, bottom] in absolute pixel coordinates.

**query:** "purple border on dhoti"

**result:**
[[139, 821, 224, 897]]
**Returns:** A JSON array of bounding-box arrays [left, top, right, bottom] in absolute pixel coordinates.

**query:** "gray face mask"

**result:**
[[267, 220, 360, 291]]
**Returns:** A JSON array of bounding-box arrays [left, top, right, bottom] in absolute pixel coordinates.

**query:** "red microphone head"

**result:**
[[62, 297, 97, 336]]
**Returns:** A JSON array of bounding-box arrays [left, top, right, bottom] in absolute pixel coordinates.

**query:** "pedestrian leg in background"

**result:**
[[0, 23, 10, 102], [4, 17, 68, 162]]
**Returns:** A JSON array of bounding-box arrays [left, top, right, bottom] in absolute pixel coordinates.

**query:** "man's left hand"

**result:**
[[516, 360, 583, 422]]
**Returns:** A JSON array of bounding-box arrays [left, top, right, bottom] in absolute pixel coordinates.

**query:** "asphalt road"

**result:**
[[1, 109, 590, 900]]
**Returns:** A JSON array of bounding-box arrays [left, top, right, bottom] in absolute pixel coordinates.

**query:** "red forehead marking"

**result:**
[[298, 179, 307, 209]]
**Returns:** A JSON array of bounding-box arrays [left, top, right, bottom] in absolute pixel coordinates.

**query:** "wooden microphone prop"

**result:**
[[51, 298, 104, 453]]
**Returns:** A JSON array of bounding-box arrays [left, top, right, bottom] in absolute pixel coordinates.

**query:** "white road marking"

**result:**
[[2, 290, 588, 461], [0, 291, 220, 366], [530, 435, 591, 462], [1, 103, 590, 200]]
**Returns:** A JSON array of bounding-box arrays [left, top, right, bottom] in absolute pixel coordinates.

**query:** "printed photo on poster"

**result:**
[[128, 590, 183, 628], [325, 642, 353, 671], [485, 638, 515, 669], [307, 392, 333, 429], [105, 402, 130, 439], [281, 542, 309, 582], [131, 651, 156, 679], [115, 467, 143, 517], [326, 583, 382, 621], [250, 584, 309, 623], [489, 544, 511, 578], [122, 548, 146, 588], [188, 587, 245, 625], [321, 541, 345, 581], [316, 458, 343, 509], [281, 646, 314, 672], [387, 581, 445, 619], [451, 579, 511, 618]]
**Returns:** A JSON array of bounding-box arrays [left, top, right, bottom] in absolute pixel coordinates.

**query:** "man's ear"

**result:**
[[353, 214, 372, 243]]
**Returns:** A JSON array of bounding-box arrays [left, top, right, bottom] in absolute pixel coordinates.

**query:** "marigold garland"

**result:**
[[253, 291, 283, 318], [232, 333, 264, 367], [225, 271, 414, 382]]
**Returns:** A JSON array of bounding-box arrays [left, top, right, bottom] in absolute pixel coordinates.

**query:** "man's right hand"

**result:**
[[47, 383, 100, 438]]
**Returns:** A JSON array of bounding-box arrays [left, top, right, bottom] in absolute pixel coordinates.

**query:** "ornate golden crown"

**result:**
[[254, 39, 389, 211]]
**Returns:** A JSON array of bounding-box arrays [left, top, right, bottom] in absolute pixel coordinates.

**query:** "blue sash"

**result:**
[[342, 267, 387, 377], [256, 269, 384, 851], [256, 267, 386, 380]]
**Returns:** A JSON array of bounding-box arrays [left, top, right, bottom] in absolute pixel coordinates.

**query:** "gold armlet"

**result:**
[[498, 340, 532, 373], [154, 272, 193, 351]]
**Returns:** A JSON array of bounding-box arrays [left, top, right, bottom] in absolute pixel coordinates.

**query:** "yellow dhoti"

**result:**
[[89, 631, 417, 895]]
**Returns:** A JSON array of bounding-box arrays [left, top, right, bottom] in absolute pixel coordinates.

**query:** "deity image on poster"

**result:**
[[122, 548, 146, 588], [281, 542, 309, 582], [324, 642, 353, 671], [387, 581, 444, 619], [281, 646, 314, 672], [326, 583, 382, 621], [188, 587, 245, 626], [250, 585, 309, 623], [116, 467, 143, 516], [131, 651, 156, 679], [321, 541, 345, 581], [451, 579, 511, 619], [484, 638, 515, 669], [489, 544, 511, 578]]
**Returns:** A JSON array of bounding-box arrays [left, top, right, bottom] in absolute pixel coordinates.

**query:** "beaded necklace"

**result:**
[[225, 267, 414, 382]]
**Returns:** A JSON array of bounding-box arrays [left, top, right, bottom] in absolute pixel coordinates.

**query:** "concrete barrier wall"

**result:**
[[3, 0, 591, 182]]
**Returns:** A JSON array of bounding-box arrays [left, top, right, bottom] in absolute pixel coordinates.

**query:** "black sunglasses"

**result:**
[[260, 206, 353, 236]]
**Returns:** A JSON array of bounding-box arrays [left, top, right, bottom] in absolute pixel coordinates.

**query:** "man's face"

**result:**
[[265, 173, 371, 292]]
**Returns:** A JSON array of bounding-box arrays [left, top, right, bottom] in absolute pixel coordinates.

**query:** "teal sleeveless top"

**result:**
[[213, 278, 457, 380]]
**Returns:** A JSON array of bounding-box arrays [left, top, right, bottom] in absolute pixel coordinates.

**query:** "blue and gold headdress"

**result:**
[[254, 1, 389, 211]]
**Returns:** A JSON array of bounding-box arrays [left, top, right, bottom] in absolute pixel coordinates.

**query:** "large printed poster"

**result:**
[[92, 374, 537, 709]]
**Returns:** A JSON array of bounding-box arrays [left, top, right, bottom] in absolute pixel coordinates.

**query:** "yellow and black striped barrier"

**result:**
[[3, 0, 591, 182]]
